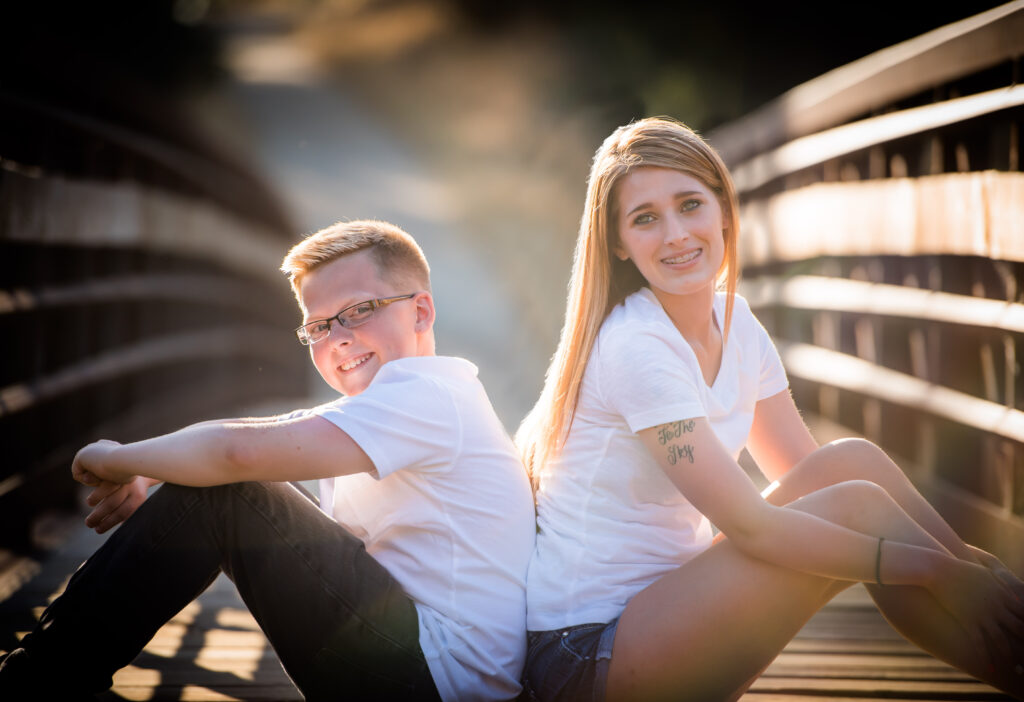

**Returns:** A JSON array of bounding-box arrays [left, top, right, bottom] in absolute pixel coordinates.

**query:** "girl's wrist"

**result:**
[[888, 542, 956, 589]]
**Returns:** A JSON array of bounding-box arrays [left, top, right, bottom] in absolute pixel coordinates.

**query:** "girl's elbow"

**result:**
[[721, 505, 778, 554]]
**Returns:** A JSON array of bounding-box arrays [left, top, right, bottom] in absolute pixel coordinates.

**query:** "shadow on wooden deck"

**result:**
[[1, 511, 1016, 702]]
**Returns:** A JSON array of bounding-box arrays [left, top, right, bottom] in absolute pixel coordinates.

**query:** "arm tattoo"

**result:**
[[667, 444, 695, 465], [655, 420, 696, 466], [656, 420, 695, 445]]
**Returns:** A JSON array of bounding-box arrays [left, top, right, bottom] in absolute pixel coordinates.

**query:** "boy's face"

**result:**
[[298, 249, 433, 396]]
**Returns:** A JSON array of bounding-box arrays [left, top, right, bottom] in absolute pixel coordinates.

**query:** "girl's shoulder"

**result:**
[[604, 288, 667, 330], [716, 290, 759, 332], [598, 289, 689, 358]]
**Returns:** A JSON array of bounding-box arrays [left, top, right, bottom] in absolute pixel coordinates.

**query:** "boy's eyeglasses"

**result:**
[[295, 294, 416, 345]]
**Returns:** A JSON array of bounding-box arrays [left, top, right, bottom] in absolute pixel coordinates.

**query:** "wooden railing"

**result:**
[[708, 0, 1024, 572], [0, 89, 305, 552]]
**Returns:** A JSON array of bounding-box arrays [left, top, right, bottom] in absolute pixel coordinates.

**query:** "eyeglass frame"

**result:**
[[294, 293, 418, 345]]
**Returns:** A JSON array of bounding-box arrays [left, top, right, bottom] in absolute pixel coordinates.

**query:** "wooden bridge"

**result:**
[[2, 1, 1023, 700], [710, 0, 1024, 580]]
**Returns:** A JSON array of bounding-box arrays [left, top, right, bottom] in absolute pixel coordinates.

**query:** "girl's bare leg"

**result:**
[[763, 439, 1024, 695], [764, 438, 983, 562], [606, 480, 1022, 702]]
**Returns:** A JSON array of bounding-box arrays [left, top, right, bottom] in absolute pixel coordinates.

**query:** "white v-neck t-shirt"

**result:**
[[527, 289, 789, 630]]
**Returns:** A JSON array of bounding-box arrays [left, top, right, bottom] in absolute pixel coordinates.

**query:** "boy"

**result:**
[[0, 220, 536, 701]]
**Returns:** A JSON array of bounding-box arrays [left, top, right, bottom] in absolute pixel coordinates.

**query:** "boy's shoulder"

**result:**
[[370, 356, 479, 393]]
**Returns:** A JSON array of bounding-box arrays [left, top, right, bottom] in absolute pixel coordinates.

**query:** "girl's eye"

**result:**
[[632, 213, 655, 225], [681, 199, 701, 212]]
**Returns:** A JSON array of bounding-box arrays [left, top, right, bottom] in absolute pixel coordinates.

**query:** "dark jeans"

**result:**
[[16, 481, 440, 701], [521, 620, 619, 702]]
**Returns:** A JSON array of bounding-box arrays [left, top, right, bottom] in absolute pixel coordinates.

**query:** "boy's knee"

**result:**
[[154, 481, 259, 510]]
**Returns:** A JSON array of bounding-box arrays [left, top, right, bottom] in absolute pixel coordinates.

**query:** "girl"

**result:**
[[517, 116, 1024, 701]]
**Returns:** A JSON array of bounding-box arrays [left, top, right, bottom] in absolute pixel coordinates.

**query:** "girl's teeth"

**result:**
[[664, 250, 700, 264]]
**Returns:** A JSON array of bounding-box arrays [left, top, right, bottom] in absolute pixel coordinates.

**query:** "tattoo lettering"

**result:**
[[656, 420, 695, 446], [667, 443, 695, 466]]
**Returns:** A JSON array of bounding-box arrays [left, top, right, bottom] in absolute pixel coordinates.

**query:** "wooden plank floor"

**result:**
[[1, 516, 1016, 701]]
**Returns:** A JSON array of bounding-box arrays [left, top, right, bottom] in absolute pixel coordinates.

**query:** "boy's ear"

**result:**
[[413, 292, 436, 333]]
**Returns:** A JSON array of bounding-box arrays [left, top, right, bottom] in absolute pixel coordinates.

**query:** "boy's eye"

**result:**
[[344, 302, 376, 321], [311, 321, 331, 334]]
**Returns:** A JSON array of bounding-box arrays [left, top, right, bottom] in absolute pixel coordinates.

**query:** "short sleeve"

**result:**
[[752, 310, 789, 400], [596, 324, 707, 433], [312, 364, 460, 479]]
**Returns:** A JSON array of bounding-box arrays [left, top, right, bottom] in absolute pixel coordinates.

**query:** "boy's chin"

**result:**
[[332, 369, 379, 397]]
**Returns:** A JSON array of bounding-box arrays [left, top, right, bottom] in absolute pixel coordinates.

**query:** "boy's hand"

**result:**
[[72, 439, 130, 486], [84, 477, 154, 534]]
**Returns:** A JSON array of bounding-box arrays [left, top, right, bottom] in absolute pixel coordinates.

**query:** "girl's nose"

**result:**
[[663, 215, 688, 245]]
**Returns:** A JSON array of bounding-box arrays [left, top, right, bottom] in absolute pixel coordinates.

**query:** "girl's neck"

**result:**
[[652, 284, 723, 387], [651, 285, 718, 346]]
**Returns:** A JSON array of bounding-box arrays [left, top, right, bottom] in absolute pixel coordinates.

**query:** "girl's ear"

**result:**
[[612, 243, 629, 262]]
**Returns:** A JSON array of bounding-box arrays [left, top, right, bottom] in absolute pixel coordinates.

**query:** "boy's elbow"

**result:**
[[216, 431, 260, 484]]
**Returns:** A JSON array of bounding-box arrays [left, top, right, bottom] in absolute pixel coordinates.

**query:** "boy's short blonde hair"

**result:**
[[281, 219, 431, 298]]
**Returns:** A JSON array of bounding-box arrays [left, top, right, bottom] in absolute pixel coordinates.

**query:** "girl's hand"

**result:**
[[969, 545, 1024, 605], [936, 560, 1024, 669], [72, 439, 129, 486], [84, 476, 154, 534]]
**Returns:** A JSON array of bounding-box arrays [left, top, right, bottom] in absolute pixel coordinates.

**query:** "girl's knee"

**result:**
[[818, 437, 883, 463], [792, 479, 894, 531], [812, 438, 899, 482]]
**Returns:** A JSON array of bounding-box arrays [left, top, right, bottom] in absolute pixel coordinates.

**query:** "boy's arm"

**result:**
[[73, 414, 373, 488]]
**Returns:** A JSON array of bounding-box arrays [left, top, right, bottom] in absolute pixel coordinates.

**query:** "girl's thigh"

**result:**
[[606, 486, 868, 702]]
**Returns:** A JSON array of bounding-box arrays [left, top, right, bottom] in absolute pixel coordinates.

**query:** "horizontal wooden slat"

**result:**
[[1, 170, 290, 283], [1, 92, 290, 234], [739, 171, 1024, 264], [777, 341, 1024, 444], [742, 275, 1024, 333], [709, 1, 1024, 165], [0, 274, 256, 314], [0, 326, 294, 418], [745, 675, 1006, 698], [730, 84, 1024, 193], [0, 375, 310, 500]]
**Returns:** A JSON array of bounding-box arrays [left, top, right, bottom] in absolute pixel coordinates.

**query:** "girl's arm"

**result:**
[[745, 389, 818, 483], [640, 417, 963, 587], [72, 414, 374, 488], [641, 416, 1024, 659]]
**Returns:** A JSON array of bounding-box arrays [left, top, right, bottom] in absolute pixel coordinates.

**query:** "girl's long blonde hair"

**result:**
[[515, 117, 741, 484]]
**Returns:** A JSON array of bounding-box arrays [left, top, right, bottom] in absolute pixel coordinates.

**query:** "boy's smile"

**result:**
[[298, 249, 433, 396]]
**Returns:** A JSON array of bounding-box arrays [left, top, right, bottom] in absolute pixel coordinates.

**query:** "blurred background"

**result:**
[[1, 0, 1021, 571]]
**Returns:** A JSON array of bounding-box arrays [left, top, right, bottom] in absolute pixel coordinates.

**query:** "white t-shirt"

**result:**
[[309, 356, 535, 702], [527, 289, 789, 631]]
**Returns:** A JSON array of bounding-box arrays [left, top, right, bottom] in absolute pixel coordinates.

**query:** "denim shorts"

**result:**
[[521, 619, 619, 702]]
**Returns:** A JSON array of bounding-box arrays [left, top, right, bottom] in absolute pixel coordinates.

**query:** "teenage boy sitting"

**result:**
[[0, 220, 536, 701]]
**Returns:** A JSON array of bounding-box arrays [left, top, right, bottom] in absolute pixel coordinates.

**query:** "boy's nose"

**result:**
[[329, 321, 355, 346]]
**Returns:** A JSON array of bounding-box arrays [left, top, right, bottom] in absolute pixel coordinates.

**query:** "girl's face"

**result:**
[[613, 166, 726, 299]]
